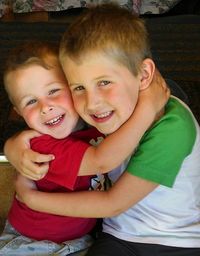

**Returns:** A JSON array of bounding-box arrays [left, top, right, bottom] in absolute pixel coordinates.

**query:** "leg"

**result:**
[[0, 222, 56, 255], [0, 221, 93, 256], [86, 232, 200, 256], [156, 244, 200, 256], [126, 241, 200, 256], [56, 235, 93, 256], [69, 249, 89, 256], [86, 232, 137, 256]]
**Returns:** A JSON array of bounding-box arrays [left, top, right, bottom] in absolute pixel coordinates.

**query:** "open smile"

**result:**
[[91, 111, 113, 122], [45, 114, 64, 126]]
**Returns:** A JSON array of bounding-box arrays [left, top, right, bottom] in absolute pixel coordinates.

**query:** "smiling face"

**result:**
[[6, 64, 79, 139], [62, 53, 142, 135]]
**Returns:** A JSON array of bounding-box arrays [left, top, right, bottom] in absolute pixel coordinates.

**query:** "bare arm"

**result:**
[[5, 70, 169, 179], [4, 130, 54, 179], [16, 172, 158, 217]]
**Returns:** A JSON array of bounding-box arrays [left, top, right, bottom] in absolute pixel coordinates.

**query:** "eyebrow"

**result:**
[[94, 75, 110, 80], [68, 83, 82, 87], [68, 75, 111, 87], [18, 94, 33, 104]]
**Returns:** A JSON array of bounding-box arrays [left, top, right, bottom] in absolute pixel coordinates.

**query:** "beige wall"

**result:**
[[0, 164, 15, 233]]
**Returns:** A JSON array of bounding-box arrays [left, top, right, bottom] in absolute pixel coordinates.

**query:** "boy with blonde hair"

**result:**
[[1, 39, 166, 255], [6, 4, 200, 256]]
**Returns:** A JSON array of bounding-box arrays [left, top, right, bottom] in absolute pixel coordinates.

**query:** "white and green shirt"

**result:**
[[103, 97, 200, 247]]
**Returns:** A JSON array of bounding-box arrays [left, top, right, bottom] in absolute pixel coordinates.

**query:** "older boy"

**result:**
[[7, 4, 200, 256]]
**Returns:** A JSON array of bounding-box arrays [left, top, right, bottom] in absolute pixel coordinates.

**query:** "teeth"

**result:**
[[94, 111, 112, 118], [46, 115, 63, 125]]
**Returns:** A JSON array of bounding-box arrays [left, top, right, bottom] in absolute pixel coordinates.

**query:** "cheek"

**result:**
[[119, 93, 138, 119], [22, 109, 37, 128], [59, 94, 76, 111], [72, 95, 84, 114]]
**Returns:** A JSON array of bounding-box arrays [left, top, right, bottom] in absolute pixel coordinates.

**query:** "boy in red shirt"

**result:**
[[1, 41, 168, 255]]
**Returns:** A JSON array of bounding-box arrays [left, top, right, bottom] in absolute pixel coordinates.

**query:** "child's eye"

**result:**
[[98, 80, 111, 87], [49, 88, 60, 95], [73, 85, 85, 92], [26, 99, 37, 106]]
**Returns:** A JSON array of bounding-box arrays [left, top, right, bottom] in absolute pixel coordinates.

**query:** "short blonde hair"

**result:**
[[60, 3, 152, 75]]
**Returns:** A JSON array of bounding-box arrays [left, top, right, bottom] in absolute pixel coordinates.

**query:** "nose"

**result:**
[[86, 90, 102, 112], [40, 103, 54, 115]]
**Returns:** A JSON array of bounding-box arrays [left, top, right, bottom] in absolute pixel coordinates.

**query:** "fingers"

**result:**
[[4, 130, 40, 166], [19, 162, 49, 180], [18, 130, 42, 147], [154, 68, 170, 93], [20, 149, 54, 180], [5, 130, 54, 180], [153, 69, 171, 99], [138, 69, 171, 119], [23, 148, 54, 164]]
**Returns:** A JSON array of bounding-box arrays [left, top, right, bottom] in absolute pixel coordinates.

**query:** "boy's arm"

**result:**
[[78, 70, 170, 175], [16, 171, 158, 217], [4, 130, 54, 179], [5, 70, 169, 180]]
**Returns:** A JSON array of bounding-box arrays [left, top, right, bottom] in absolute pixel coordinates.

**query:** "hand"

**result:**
[[4, 130, 54, 180], [15, 174, 37, 204], [138, 69, 170, 119]]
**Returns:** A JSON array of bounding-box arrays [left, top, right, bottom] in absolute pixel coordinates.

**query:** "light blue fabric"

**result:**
[[0, 221, 92, 255]]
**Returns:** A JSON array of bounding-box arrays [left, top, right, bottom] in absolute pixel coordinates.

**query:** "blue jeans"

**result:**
[[0, 221, 93, 255]]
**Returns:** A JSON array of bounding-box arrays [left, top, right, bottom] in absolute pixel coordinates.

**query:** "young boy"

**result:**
[[6, 3, 200, 256], [1, 40, 167, 255]]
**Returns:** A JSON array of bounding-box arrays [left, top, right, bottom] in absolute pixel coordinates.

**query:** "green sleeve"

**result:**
[[127, 98, 196, 187]]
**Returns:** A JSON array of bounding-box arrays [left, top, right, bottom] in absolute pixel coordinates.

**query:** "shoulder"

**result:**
[[127, 97, 198, 187], [146, 97, 197, 151]]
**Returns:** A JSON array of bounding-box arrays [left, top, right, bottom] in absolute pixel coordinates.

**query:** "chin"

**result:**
[[46, 131, 68, 139], [53, 135, 65, 139], [97, 125, 119, 135]]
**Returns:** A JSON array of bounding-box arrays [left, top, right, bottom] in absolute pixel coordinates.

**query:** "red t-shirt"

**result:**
[[8, 127, 104, 242]]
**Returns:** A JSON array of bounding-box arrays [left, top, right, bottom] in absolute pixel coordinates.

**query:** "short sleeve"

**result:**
[[127, 98, 196, 187], [31, 128, 104, 190]]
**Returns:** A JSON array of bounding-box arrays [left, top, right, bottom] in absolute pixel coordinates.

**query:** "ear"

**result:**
[[13, 106, 22, 117], [139, 58, 155, 91]]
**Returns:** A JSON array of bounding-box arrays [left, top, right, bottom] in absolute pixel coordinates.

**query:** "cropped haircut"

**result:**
[[4, 41, 60, 95], [59, 3, 152, 76]]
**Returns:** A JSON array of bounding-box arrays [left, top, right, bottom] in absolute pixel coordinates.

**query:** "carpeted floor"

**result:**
[[0, 14, 200, 152]]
